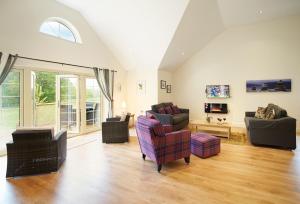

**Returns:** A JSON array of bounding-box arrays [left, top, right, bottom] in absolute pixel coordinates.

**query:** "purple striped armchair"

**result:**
[[136, 116, 191, 172]]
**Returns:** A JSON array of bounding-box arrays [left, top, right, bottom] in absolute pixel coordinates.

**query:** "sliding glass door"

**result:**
[[57, 75, 80, 134], [85, 78, 101, 130], [32, 71, 57, 128], [0, 70, 22, 154]]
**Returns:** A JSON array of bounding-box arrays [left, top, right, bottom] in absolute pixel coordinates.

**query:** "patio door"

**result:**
[[56, 75, 80, 134]]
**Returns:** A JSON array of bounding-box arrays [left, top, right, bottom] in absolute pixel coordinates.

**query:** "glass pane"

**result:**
[[0, 71, 20, 154], [40, 21, 59, 37], [86, 79, 101, 128], [59, 23, 76, 42], [60, 77, 78, 132], [40, 20, 77, 43], [34, 71, 57, 128]]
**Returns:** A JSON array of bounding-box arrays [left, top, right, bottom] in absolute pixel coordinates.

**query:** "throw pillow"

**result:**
[[158, 107, 166, 114], [172, 105, 181, 114], [164, 106, 173, 114], [265, 108, 275, 120], [254, 107, 266, 119], [146, 113, 156, 119]]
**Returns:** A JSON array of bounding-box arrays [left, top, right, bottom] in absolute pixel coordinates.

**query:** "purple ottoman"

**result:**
[[191, 133, 220, 158]]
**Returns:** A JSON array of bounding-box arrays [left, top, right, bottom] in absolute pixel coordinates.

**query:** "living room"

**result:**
[[0, 0, 299, 203]]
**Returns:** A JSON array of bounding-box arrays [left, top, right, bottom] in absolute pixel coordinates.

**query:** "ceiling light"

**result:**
[[181, 52, 185, 56], [258, 10, 263, 14]]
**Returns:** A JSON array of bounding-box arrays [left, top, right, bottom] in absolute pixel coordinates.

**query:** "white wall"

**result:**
[[126, 69, 157, 117], [0, 0, 127, 116], [173, 15, 300, 130], [158, 70, 173, 103]]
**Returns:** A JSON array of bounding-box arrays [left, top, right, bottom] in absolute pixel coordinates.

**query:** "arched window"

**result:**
[[40, 17, 82, 43]]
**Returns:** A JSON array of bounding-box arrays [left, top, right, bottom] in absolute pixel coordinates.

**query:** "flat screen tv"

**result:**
[[206, 85, 230, 98]]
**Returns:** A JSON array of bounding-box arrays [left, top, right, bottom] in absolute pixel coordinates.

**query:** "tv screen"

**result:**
[[206, 85, 230, 98]]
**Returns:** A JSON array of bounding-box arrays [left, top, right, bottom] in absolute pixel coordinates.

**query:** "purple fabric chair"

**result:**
[[136, 116, 191, 172]]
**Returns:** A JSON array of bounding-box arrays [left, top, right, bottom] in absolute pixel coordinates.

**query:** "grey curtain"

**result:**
[[93, 67, 115, 118], [0, 52, 18, 85]]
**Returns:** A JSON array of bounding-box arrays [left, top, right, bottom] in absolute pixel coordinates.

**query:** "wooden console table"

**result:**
[[190, 120, 231, 139]]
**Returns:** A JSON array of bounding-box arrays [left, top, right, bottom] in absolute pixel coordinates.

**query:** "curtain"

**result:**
[[0, 52, 18, 85], [93, 67, 115, 118]]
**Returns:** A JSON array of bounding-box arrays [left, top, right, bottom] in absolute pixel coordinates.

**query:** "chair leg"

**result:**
[[142, 154, 146, 160], [184, 156, 190, 164], [157, 164, 162, 172]]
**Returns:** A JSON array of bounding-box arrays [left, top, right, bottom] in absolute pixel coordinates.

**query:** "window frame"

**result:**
[[39, 17, 82, 43]]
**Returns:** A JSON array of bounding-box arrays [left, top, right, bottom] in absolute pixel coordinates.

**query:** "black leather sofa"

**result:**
[[244, 105, 296, 150], [146, 102, 189, 131]]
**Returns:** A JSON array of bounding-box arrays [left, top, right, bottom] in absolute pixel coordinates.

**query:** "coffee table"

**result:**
[[189, 120, 231, 139]]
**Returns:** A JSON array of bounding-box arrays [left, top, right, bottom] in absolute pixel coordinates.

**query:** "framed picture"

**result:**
[[246, 79, 291, 92], [137, 80, 146, 95], [160, 80, 166, 89], [167, 85, 171, 93]]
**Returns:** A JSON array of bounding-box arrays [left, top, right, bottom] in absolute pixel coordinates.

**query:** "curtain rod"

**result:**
[[11, 54, 117, 72]]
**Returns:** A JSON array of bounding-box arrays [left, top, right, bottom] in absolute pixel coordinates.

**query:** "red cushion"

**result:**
[[172, 105, 181, 114], [158, 107, 166, 114], [146, 113, 156, 119], [164, 106, 173, 114]]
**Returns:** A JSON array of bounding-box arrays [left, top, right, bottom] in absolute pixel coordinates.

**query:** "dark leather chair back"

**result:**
[[12, 129, 53, 143]]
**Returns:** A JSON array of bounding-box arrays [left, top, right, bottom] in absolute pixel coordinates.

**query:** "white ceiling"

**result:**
[[159, 0, 224, 70], [57, 0, 189, 70], [218, 0, 300, 27], [57, 0, 300, 70]]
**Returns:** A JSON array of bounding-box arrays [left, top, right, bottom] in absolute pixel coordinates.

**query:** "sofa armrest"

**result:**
[[179, 108, 189, 114], [146, 110, 173, 125], [245, 112, 256, 117], [54, 130, 67, 141], [162, 125, 173, 133]]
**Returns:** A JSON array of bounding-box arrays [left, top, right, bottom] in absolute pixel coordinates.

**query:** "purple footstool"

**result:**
[[191, 132, 220, 158]]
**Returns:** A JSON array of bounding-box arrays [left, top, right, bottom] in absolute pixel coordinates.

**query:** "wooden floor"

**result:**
[[0, 132, 299, 204]]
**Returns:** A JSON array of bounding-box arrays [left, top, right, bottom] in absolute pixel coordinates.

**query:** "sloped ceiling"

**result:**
[[159, 0, 300, 70], [159, 0, 224, 70], [57, 0, 189, 70], [218, 0, 300, 27], [57, 0, 300, 71]]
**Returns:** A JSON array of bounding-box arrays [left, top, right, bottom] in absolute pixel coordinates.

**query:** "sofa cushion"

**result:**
[[164, 106, 173, 114], [151, 103, 165, 113], [265, 103, 287, 119], [173, 113, 189, 124], [158, 107, 166, 114], [265, 109, 275, 120], [163, 102, 173, 107], [172, 105, 181, 114], [254, 107, 266, 119]]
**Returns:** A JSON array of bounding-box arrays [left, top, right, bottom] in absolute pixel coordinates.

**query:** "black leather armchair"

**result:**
[[244, 111, 296, 150], [6, 129, 67, 178], [102, 113, 130, 143]]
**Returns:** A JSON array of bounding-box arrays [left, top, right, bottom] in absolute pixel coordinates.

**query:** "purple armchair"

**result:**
[[136, 116, 191, 172]]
